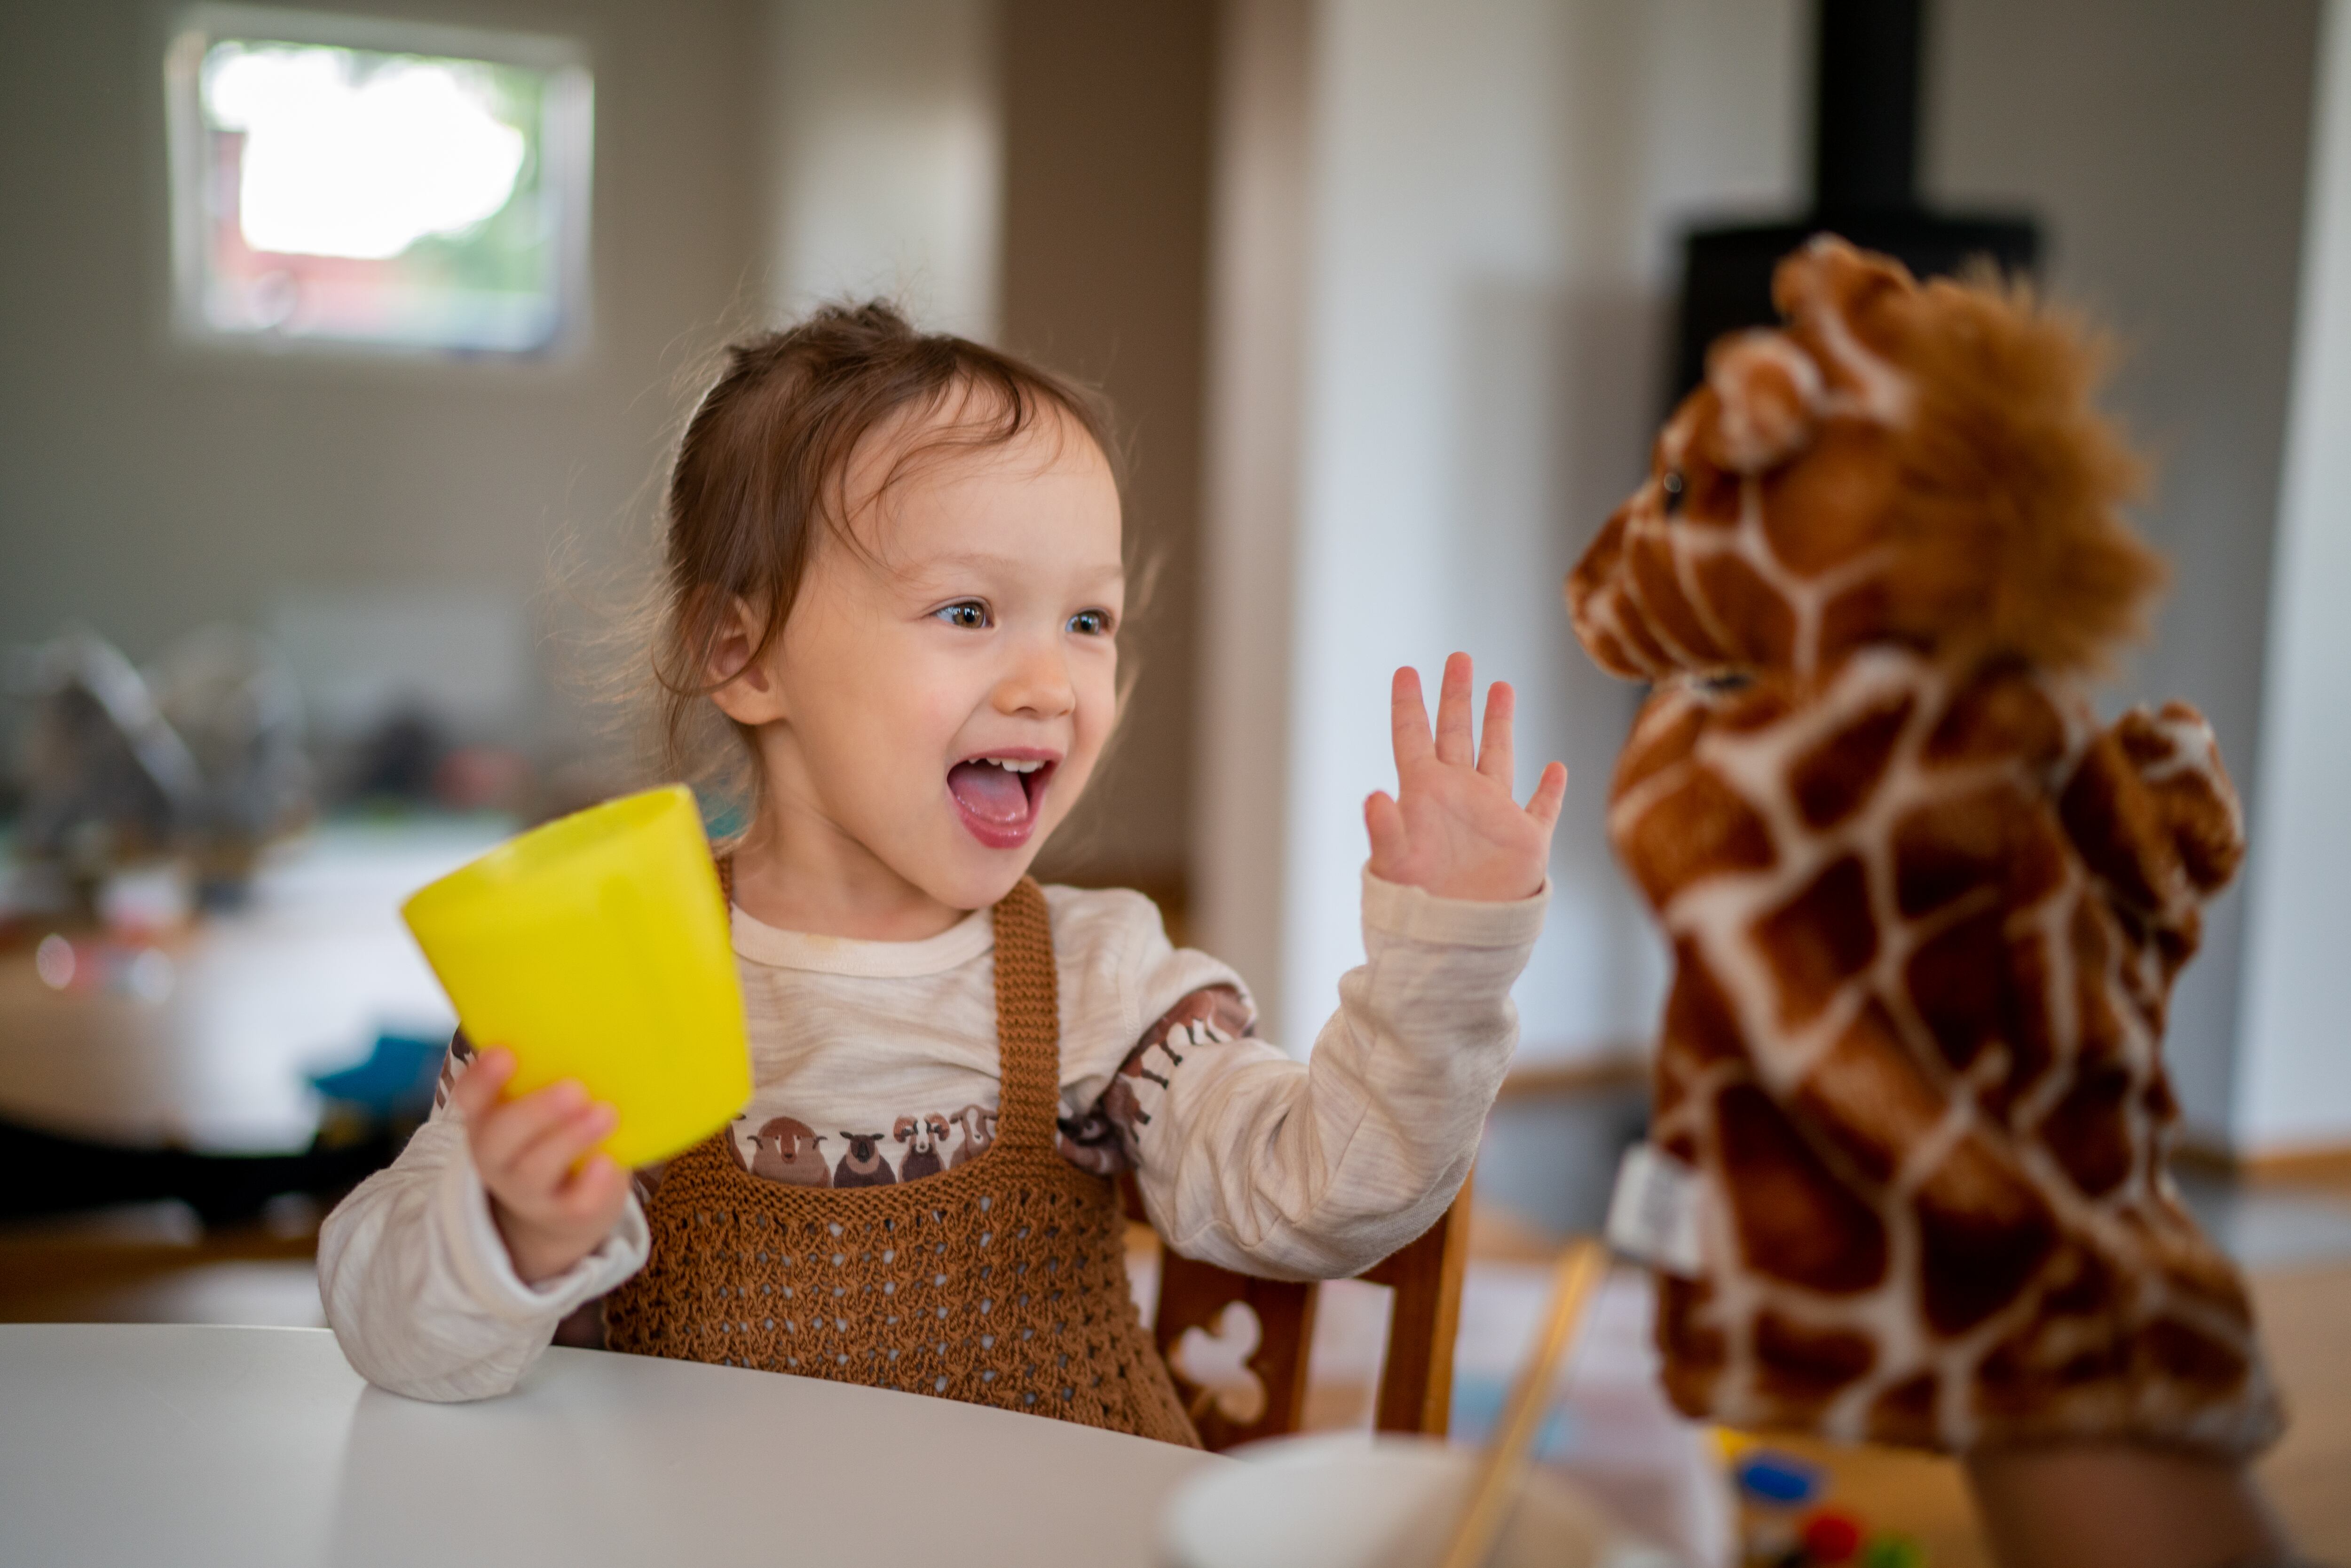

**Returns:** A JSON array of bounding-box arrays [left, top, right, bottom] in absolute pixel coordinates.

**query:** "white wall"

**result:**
[[1259, 0, 1806, 1055], [2238, 0, 2351, 1156], [1928, 0, 2324, 1143], [761, 0, 1000, 339], [1194, 0, 1312, 1026]]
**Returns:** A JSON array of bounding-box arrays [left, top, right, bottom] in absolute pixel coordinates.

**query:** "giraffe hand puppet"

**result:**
[[1570, 236, 2281, 1457]]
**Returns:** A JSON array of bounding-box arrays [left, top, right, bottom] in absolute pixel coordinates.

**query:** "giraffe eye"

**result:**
[[1660, 469, 1686, 512]]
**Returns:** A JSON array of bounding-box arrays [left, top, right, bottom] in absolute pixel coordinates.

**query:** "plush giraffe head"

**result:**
[[1573, 240, 2279, 1459], [1570, 236, 2163, 682]]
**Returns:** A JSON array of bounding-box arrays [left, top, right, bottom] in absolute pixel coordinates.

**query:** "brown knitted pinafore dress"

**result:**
[[603, 877, 1199, 1447]]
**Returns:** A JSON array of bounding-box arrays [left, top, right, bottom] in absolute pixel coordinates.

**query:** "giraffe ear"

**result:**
[[1701, 330, 1824, 473], [1773, 233, 1919, 339]]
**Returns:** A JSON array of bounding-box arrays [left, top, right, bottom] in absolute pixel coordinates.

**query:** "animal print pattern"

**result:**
[[1570, 237, 2281, 1457], [697, 985, 1254, 1189], [429, 1029, 478, 1114], [720, 1114, 974, 1189], [432, 985, 1253, 1194], [1057, 985, 1254, 1176]]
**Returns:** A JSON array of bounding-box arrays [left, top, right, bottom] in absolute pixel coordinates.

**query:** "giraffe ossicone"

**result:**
[[1573, 235, 2281, 1457]]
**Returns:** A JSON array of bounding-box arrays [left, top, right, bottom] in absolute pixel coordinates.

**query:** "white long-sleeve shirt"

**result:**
[[319, 871, 1546, 1401]]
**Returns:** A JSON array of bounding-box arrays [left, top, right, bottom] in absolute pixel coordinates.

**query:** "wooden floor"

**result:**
[[2249, 1261, 2351, 1560], [4, 1193, 2347, 1566]]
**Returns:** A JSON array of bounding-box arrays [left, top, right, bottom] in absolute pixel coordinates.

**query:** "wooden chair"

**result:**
[[1123, 1173, 1475, 1452]]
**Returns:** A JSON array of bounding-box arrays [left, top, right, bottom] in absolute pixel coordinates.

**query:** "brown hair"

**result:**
[[652, 302, 1121, 795]]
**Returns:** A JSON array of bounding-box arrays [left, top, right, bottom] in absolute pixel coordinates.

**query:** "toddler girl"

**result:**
[[319, 304, 1568, 1441]]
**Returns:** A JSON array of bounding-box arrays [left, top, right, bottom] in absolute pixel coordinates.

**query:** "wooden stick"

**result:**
[[1436, 1239, 1607, 1568]]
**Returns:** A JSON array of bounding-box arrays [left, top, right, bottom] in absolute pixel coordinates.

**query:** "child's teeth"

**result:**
[[986, 757, 1042, 773]]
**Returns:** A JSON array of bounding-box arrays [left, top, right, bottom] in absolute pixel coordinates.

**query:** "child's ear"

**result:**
[[706, 595, 789, 725]]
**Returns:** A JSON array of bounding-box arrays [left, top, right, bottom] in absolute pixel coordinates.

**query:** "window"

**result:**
[[164, 7, 592, 357]]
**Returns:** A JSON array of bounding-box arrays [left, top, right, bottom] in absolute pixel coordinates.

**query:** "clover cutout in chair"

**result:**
[[1127, 1174, 1475, 1452], [1169, 1301, 1268, 1426]]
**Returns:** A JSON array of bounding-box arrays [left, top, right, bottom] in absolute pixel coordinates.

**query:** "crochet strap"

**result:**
[[712, 854, 1058, 1149], [987, 876, 1062, 1150]]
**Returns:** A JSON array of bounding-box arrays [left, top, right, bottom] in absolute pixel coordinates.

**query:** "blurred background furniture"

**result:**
[[0, 819, 500, 1225]]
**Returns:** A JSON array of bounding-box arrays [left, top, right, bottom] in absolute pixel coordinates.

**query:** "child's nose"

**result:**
[[993, 635, 1076, 718]]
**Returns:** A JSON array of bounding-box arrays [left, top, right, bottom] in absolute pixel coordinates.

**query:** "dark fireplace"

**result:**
[[1669, 0, 2038, 403]]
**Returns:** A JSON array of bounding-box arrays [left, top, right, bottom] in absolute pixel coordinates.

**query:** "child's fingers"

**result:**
[[1389, 667, 1435, 769], [555, 1154, 628, 1226], [1364, 790, 1408, 869], [470, 1079, 590, 1177], [1525, 760, 1569, 828], [1433, 652, 1475, 765], [507, 1101, 619, 1200], [447, 1047, 516, 1120], [1476, 680, 1516, 787]]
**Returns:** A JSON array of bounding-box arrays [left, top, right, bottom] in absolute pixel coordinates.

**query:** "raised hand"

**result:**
[[449, 1048, 632, 1285], [1365, 652, 1567, 902]]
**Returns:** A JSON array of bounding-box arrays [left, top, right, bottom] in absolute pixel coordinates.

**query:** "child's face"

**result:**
[[735, 402, 1125, 913]]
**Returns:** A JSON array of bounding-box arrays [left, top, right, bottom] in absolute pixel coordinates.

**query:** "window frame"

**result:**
[[162, 4, 595, 361]]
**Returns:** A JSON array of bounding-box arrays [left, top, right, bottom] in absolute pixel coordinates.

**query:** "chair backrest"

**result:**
[[1125, 1174, 1474, 1452]]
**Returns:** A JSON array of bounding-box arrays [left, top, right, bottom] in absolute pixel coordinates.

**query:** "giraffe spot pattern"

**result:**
[[1911, 1136, 2059, 1336], [1691, 552, 1799, 667], [1754, 1310, 1878, 1402], [1902, 907, 2011, 1075], [1607, 647, 2276, 1453], [1620, 768, 1776, 906], [1790, 694, 1915, 828], [1716, 1083, 1887, 1295], [1753, 855, 1879, 1027], [1790, 1000, 1945, 1184], [1571, 236, 2277, 1458]]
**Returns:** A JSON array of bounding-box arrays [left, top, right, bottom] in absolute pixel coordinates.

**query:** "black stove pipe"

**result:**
[[1814, 0, 1924, 213], [1667, 0, 2036, 404]]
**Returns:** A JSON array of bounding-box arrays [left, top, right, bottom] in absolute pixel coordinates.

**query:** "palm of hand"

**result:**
[[1365, 654, 1567, 903]]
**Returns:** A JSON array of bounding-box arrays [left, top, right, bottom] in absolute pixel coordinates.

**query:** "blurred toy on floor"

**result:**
[[1721, 1432, 1927, 1567]]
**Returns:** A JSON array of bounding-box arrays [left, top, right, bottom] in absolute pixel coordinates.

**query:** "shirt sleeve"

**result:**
[[316, 1034, 651, 1402], [1066, 870, 1546, 1280]]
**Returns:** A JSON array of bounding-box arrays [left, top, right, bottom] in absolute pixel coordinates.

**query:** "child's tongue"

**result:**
[[947, 760, 1029, 824]]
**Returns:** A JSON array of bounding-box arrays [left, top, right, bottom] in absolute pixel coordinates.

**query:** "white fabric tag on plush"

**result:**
[[1606, 1142, 1703, 1277]]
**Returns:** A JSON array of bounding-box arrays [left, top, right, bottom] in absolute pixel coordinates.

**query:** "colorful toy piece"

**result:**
[[1800, 1507, 1866, 1564], [1735, 1449, 1824, 1508], [1859, 1534, 1925, 1568]]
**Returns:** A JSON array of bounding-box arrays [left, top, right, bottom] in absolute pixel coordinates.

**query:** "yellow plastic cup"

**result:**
[[400, 785, 750, 1168]]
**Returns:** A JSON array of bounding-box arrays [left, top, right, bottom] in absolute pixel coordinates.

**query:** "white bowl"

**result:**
[[1159, 1433, 1663, 1568]]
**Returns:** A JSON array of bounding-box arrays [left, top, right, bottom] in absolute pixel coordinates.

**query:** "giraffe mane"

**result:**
[[1867, 264, 2165, 676]]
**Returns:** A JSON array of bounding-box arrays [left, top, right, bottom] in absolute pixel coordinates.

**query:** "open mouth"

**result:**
[[945, 750, 1059, 849]]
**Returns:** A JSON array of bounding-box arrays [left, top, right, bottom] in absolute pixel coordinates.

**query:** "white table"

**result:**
[[0, 1324, 1223, 1567]]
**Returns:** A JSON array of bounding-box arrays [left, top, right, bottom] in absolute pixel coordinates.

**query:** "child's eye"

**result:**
[[937, 601, 990, 630], [1068, 608, 1113, 637]]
